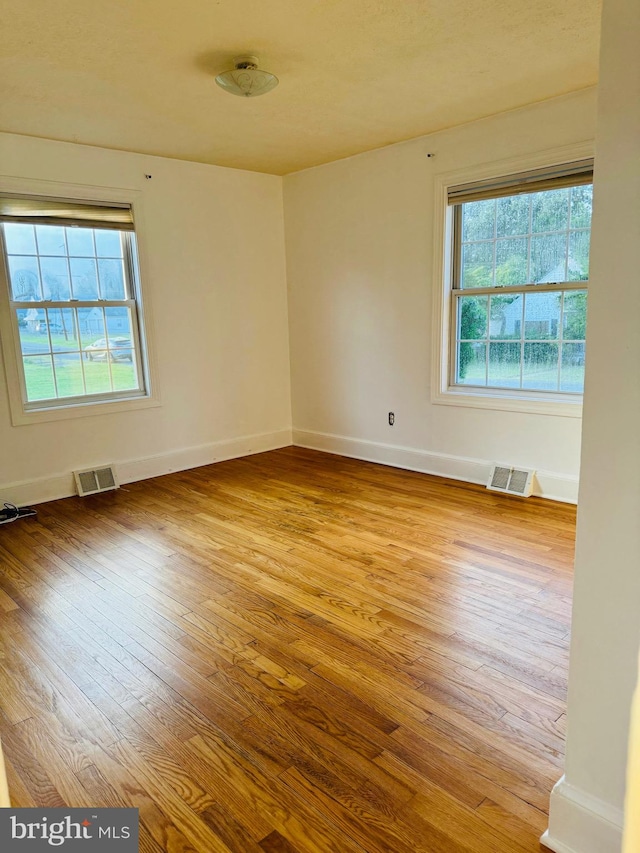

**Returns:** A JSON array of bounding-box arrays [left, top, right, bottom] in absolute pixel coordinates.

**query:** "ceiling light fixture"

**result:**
[[215, 56, 279, 98]]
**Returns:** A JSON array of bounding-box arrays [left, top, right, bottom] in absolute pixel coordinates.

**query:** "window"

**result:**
[[0, 194, 150, 416], [446, 160, 592, 401]]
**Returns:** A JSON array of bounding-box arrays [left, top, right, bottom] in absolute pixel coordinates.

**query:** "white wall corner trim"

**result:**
[[541, 776, 623, 853], [0, 429, 292, 507], [292, 429, 578, 503]]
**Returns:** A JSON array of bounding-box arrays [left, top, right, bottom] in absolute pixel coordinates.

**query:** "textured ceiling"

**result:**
[[1, 0, 601, 175]]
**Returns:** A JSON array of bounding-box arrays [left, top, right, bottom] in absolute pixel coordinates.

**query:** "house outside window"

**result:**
[[0, 192, 153, 422], [433, 154, 593, 416]]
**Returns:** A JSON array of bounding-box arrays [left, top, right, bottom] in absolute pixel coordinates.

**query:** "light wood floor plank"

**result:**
[[0, 447, 575, 851]]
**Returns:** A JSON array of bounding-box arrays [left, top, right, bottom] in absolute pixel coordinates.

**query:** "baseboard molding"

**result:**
[[0, 428, 292, 507], [292, 428, 579, 503], [1, 426, 578, 507], [542, 776, 623, 853]]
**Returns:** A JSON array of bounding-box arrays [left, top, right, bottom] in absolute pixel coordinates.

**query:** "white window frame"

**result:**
[[431, 142, 594, 418], [0, 177, 160, 425]]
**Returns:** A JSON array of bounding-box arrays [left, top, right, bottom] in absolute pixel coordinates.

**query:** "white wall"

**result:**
[[544, 0, 640, 850], [283, 89, 597, 501], [0, 133, 292, 504], [0, 92, 598, 504]]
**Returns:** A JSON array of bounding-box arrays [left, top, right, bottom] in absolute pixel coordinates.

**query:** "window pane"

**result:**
[[524, 291, 560, 340], [462, 200, 495, 241], [523, 343, 559, 390], [496, 195, 530, 237], [568, 230, 590, 281], [531, 188, 569, 233], [49, 308, 80, 352], [78, 306, 106, 350], [104, 306, 134, 363], [112, 362, 139, 392], [489, 294, 522, 340], [69, 257, 98, 299], [530, 233, 568, 283], [562, 291, 587, 340], [95, 230, 123, 257], [570, 185, 593, 229], [35, 225, 66, 256], [84, 341, 109, 361], [98, 258, 126, 299], [561, 343, 585, 392], [488, 342, 521, 388], [495, 238, 529, 286], [461, 242, 494, 288], [457, 342, 486, 385], [18, 308, 50, 355], [458, 295, 488, 339], [3, 223, 37, 254], [66, 228, 95, 257], [40, 256, 71, 301], [83, 360, 113, 395], [23, 355, 56, 401], [8, 255, 42, 300], [104, 306, 132, 341], [53, 353, 85, 398], [457, 183, 591, 293]]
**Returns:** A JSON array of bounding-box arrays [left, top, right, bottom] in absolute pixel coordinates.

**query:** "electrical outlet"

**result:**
[[388, 412, 395, 426]]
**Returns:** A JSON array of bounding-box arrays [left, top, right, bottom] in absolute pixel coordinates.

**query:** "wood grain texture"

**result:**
[[0, 447, 575, 852]]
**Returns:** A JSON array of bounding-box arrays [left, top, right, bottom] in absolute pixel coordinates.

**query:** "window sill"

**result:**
[[432, 386, 583, 418], [8, 392, 161, 426]]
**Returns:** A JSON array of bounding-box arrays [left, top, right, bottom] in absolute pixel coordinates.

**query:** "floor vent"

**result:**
[[487, 464, 535, 497], [74, 465, 119, 497]]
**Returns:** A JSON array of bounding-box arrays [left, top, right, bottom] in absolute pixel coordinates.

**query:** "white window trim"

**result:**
[[430, 141, 594, 419], [0, 176, 160, 425]]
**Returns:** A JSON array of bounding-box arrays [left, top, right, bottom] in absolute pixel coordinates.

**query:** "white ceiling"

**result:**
[[1, 0, 601, 175]]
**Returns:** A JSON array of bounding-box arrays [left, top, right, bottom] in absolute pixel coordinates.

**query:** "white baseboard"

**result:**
[[292, 428, 579, 503], [1, 426, 578, 507], [0, 428, 292, 507], [542, 776, 623, 853]]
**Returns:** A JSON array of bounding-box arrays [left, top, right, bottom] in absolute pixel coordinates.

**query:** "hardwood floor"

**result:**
[[0, 447, 576, 852]]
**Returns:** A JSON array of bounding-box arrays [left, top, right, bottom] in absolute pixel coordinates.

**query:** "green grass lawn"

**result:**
[[24, 357, 137, 401], [460, 358, 584, 392], [21, 328, 103, 349], [20, 327, 138, 401]]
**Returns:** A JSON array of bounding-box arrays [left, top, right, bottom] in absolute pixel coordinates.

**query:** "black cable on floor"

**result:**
[[0, 502, 38, 525]]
